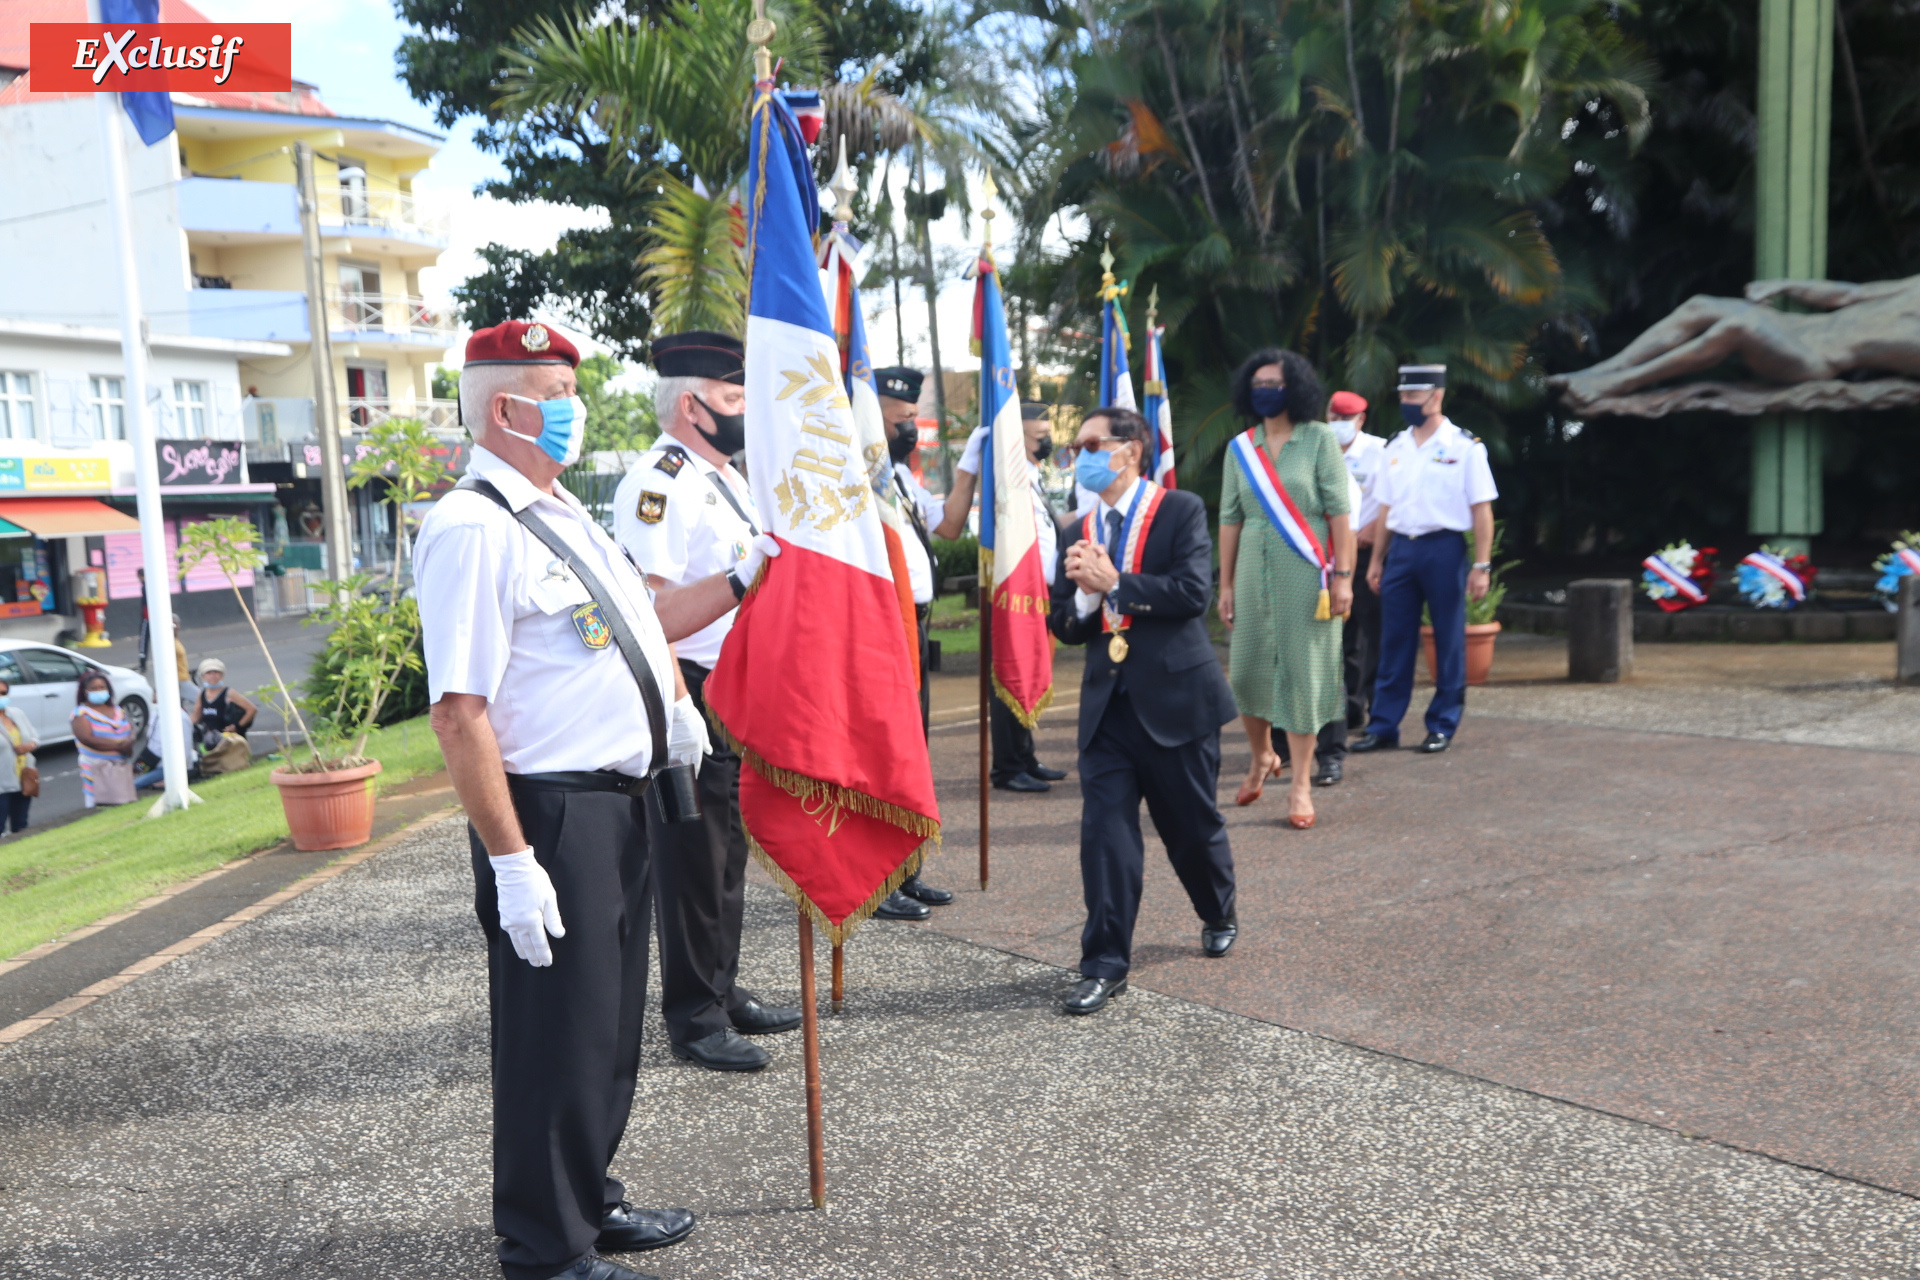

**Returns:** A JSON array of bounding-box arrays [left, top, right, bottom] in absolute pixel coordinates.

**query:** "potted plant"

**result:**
[[1422, 523, 1518, 687]]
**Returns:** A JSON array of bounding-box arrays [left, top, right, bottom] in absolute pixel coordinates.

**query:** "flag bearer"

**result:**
[[614, 330, 803, 1071], [871, 364, 956, 918], [1351, 364, 1498, 755], [937, 399, 1068, 793], [422, 320, 770, 1280]]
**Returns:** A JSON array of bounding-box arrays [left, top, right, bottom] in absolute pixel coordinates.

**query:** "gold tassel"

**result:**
[[1315, 587, 1331, 621]]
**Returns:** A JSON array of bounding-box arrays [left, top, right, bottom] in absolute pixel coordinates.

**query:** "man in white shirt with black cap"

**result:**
[[1352, 363, 1498, 755], [613, 329, 802, 1073], [420, 320, 775, 1280]]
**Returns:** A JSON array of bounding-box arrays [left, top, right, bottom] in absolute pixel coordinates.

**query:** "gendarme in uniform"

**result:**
[[612, 329, 801, 1072], [419, 320, 756, 1280]]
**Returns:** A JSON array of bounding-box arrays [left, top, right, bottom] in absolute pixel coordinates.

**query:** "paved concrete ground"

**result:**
[[2, 819, 1915, 1279]]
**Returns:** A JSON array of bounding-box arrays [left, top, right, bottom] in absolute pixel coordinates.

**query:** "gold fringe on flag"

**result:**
[[741, 819, 937, 948], [992, 668, 1054, 730]]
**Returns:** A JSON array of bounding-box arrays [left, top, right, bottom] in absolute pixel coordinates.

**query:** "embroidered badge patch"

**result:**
[[637, 491, 667, 524], [572, 602, 613, 650], [522, 324, 551, 353], [654, 449, 688, 477]]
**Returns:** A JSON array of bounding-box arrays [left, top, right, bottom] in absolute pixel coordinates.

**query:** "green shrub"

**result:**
[[931, 535, 979, 590], [303, 592, 428, 732]]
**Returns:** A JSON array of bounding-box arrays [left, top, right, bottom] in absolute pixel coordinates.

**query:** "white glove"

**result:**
[[956, 425, 986, 477], [490, 849, 564, 967], [668, 694, 711, 774], [735, 532, 782, 588]]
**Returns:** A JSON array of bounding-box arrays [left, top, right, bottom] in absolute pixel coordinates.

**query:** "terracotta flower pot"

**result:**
[[1420, 622, 1503, 687], [271, 759, 383, 851]]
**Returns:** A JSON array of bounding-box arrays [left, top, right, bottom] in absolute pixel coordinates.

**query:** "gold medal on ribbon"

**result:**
[[1108, 632, 1129, 663]]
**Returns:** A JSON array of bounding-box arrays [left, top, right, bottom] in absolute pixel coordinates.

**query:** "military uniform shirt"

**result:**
[[890, 462, 938, 605], [1376, 417, 1498, 538], [415, 446, 674, 778], [613, 439, 757, 669], [1342, 430, 1387, 533]]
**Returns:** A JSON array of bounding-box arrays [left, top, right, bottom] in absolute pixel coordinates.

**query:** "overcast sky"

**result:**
[[195, 0, 1017, 380]]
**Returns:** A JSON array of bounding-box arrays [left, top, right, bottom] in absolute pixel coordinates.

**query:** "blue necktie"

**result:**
[[1105, 509, 1123, 612]]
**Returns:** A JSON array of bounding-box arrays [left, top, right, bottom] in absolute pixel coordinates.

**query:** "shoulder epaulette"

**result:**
[[653, 446, 688, 477]]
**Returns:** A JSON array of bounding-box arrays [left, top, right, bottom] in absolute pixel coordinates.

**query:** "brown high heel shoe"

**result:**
[[1235, 754, 1282, 806], [1286, 787, 1316, 829]]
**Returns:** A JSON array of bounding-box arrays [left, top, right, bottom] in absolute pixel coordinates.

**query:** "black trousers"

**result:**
[[652, 658, 750, 1045], [989, 697, 1040, 782], [471, 784, 653, 1280], [1277, 545, 1382, 767], [1077, 688, 1237, 980], [917, 605, 931, 738]]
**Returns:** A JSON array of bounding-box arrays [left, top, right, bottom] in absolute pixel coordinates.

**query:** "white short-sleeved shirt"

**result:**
[[1376, 418, 1498, 538], [415, 446, 675, 778], [955, 427, 1058, 586], [612, 438, 757, 669], [891, 462, 937, 604], [1341, 430, 1386, 532]]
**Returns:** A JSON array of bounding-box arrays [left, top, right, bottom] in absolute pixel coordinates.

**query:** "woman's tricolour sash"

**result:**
[[1228, 428, 1334, 620]]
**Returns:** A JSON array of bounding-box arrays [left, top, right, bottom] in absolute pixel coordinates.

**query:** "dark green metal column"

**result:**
[[1750, 0, 1833, 553]]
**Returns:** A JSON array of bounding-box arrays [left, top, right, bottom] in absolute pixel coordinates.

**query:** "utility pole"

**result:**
[[912, 138, 949, 438], [93, 26, 194, 813], [294, 142, 354, 578]]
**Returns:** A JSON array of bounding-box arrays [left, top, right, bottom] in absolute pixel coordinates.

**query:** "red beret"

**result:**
[[465, 321, 579, 369], [1328, 390, 1368, 417]]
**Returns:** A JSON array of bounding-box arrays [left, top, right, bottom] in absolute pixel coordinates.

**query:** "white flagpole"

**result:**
[[93, 64, 195, 813]]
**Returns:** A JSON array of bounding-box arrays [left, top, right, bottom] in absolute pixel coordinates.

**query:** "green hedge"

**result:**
[[931, 535, 979, 590]]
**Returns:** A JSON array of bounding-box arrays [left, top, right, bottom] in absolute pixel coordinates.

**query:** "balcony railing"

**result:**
[[343, 398, 461, 432], [326, 290, 455, 343], [315, 184, 450, 241]]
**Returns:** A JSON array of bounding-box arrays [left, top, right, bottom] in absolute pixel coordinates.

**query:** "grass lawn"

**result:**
[[0, 716, 445, 962], [929, 592, 982, 657]]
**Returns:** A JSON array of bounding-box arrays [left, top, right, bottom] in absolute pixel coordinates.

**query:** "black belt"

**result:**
[[1406, 529, 1467, 541], [508, 770, 652, 797]]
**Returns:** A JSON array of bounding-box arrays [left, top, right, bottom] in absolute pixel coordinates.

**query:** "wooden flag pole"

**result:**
[[978, 589, 992, 889], [830, 943, 844, 1013], [796, 909, 826, 1208]]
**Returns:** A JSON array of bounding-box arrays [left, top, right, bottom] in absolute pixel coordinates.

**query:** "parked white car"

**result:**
[[0, 640, 156, 746]]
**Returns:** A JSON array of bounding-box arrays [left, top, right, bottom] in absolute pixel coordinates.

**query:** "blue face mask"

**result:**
[[1074, 444, 1125, 494], [1250, 386, 1290, 420], [0, 696, 11, 710], [1400, 400, 1430, 428], [87, 688, 111, 705], [502, 393, 587, 466]]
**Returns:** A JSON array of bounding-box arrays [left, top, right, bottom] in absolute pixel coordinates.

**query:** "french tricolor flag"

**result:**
[[706, 84, 939, 942]]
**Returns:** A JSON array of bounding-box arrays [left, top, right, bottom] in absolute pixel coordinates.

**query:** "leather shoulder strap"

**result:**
[[704, 470, 759, 535], [455, 476, 669, 773]]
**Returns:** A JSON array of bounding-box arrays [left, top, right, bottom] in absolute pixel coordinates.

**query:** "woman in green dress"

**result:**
[[1217, 349, 1356, 827]]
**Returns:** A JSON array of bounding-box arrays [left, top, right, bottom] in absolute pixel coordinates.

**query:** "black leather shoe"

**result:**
[[730, 995, 801, 1035], [1418, 732, 1452, 753], [1202, 917, 1238, 958], [1062, 976, 1127, 1015], [1349, 732, 1398, 753], [597, 1203, 695, 1253], [874, 889, 931, 920], [899, 874, 954, 906], [670, 1027, 770, 1072], [1029, 763, 1069, 781], [993, 772, 1051, 793], [1312, 758, 1344, 787], [548, 1255, 658, 1280]]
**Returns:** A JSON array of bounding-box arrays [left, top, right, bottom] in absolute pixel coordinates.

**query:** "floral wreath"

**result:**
[[1736, 544, 1816, 610], [1640, 541, 1716, 612], [1872, 531, 1920, 612]]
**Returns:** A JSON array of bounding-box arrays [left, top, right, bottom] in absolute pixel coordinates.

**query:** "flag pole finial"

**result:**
[[748, 0, 776, 82], [980, 168, 998, 253], [1098, 238, 1127, 303], [829, 135, 856, 223], [1146, 283, 1159, 328]]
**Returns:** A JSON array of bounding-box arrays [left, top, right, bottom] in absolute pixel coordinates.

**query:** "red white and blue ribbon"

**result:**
[[1900, 547, 1920, 576], [1740, 550, 1807, 601], [1642, 553, 1707, 604], [1081, 479, 1166, 634], [1228, 428, 1330, 588]]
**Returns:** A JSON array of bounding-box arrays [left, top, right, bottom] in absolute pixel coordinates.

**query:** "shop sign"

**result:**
[[156, 439, 246, 486], [297, 436, 469, 479], [0, 457, 114, 491]]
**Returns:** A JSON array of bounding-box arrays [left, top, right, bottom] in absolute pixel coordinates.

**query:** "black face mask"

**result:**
[[1030, 432, 1051, 463], [691, 393, 746, 455], [887, 420, 917, 463]]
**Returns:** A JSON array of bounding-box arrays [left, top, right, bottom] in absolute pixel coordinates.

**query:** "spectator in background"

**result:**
[[193, 658, 255, 742], [0, 677, 40, 834], [135, 569, 149, 674], [73, 672, 137, 808], [173, 615, 189, 688]]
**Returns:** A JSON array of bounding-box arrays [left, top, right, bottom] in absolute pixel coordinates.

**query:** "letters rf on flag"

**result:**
[[31, 24, 292, 92]]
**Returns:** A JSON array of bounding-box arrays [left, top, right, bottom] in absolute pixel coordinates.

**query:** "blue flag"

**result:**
[[102, 0, 174, 145]]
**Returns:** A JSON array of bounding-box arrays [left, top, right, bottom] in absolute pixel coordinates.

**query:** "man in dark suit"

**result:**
[[1049, 406, 1242, 1016]]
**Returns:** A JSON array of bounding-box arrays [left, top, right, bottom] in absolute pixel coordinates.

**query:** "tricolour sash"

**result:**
[[1081, 479, 1167, 641], [1899, 547, 1920, 576], [1228, 428, 1334, 620], [1642, 553, 1707, 604], [1740, 550, 1807, 601]]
